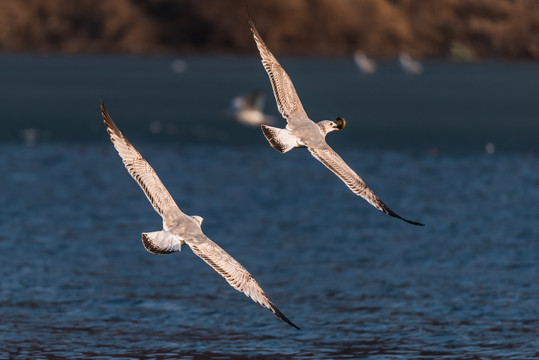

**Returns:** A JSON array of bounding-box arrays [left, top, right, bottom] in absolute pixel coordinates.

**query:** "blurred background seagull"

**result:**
[[354, 50, 376, 74], [229, 89, 275, 126], [399, 53, 423, 75], [249, 19, 423, 226], [100, 100, 298, 329]]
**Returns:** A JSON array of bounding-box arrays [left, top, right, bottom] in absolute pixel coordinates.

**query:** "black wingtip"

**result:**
[[387, 209, 425, 226], [245, 5, 257, 34], [248, 16, 255, 32], [100, 98, 122, 137], [100, 98, 107, 115], [100, 99, 109, 122], [271, 303, 301, 330], [402, 218, 425, 226], [277, 310, 301, 330]]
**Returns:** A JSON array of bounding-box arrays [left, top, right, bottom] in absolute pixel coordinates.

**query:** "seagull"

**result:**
[[100, 100, 299, 329], [399, 53, 423, 75], [249, 19, 423, 226], [230, 89, 275, 126], [353, 50, 376, 74]]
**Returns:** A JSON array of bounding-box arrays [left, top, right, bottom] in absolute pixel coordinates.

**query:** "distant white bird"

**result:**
[[249, 19, 423, 226], [399, 53, 423, 75], [230, 89, 275, 126], [20, 128, 38, 146], [485, 142, 496, 155], [170, 59, 188, 73], [100, 100, 299, 329], [353, 50, 376, 74]]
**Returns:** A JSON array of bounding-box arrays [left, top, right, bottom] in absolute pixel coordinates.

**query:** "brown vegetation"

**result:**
[[0, 0, 538, 58]]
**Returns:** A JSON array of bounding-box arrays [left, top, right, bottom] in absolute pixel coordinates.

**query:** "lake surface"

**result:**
[[1, 55, 539, 153], [0, 56, 538, 359]]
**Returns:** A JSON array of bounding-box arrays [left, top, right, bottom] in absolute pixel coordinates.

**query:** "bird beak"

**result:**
[[334, 117, 346, 131]]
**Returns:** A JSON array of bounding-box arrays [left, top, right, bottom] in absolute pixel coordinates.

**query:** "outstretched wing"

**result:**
[[101, 100, 182, 219], [308, 146, 424, 226], [249, 18, 309, 126], [186, 235, 300, 329]]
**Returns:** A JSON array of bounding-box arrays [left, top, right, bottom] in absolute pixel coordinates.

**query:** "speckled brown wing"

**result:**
[[308, 146, 424, 226], [187, 235, 299, 329], [249, 18, 309, 126], [101, 100, 183, 219]]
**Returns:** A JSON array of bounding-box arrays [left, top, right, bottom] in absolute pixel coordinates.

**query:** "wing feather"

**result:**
[[309, 146, 424, 226], [187, 236, 299, 329], [101, 100, 182, 218], [249, 18, 308, 125]]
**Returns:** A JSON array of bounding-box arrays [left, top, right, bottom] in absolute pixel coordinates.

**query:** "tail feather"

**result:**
[[142, 230, 182, 255], [261, 125, 298, 153]]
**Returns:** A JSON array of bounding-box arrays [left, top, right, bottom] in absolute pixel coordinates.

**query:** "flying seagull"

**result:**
[[249, 19, 423, 226], [399, 53, 423, 75], [100, 100, 299, 329], [230, 89, 275, 126], [354, 50, 376, 74]]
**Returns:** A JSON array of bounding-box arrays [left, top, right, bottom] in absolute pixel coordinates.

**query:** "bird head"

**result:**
[[318, 118, 346, 136]]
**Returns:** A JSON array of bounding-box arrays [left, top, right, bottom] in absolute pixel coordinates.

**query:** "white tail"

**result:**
[[141, 230, 182, 255], [261, 125, 299, 153]]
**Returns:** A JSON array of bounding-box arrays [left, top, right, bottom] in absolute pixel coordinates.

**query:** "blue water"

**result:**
[[0, 56, 538, 359]]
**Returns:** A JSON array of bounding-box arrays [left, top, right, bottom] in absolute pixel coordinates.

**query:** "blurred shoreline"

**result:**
[[0, 0, 538, 59]]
